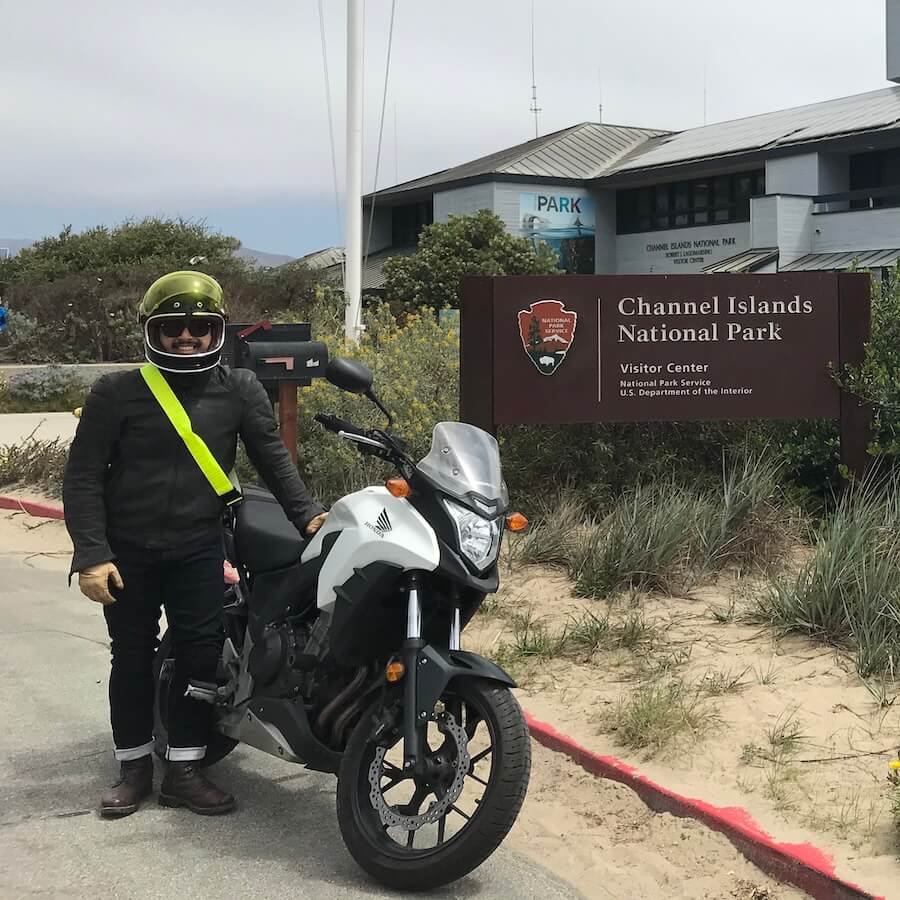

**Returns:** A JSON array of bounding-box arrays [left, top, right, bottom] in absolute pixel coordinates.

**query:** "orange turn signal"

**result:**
[[506, 512, 529, 533], [385, 661, 406, 683], [386, 478, 411, 498]]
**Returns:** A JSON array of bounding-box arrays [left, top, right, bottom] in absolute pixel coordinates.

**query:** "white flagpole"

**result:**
[[344, 0, 364, 343]]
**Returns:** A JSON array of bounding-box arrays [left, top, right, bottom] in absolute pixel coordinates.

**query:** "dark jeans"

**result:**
[[103, 539, 224, 759]]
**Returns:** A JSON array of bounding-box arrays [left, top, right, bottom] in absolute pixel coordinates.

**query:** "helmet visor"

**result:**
[[145, 312, 225, 357]]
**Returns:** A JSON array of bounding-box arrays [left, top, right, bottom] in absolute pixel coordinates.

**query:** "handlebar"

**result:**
[[314, 413, 367, 438], [315, 412, 413, 474]]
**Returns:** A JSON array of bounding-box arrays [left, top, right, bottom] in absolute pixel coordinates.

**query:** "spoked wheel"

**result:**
[[152, 630, 237, 767], [336, 678, 530, 891]]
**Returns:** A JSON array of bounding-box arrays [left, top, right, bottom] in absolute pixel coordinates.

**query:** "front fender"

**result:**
[[414, 646, 516, 719]]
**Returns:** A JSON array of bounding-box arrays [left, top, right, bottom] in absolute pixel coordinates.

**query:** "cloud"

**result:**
[[2, 0, 891, 250]]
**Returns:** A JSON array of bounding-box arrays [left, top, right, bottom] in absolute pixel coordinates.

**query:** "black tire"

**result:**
[[336, 678, 530, 891], [152, 630, 238, 767]]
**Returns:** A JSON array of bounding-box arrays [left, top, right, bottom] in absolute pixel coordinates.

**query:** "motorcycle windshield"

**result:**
[[417, 422, 508, 514]]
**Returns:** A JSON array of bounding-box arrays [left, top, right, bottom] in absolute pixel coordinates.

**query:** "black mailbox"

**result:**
[[225, 322, 328, 388], [237, 340, 328, 385], [224, 321, 327, 463]]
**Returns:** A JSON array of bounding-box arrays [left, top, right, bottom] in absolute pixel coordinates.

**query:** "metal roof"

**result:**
[[780, 248, 900, 271], [703, 248, 779, 273], [296, 246, 345, 269], [371, 123, 668, 199], [361, 246, 417, 292], [311, 246, 417, 292], [607, 86, 900, 175]]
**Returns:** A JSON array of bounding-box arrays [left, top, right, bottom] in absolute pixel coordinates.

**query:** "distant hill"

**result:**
[[0, 239, 296, 269], [233, 247, 296, 268]]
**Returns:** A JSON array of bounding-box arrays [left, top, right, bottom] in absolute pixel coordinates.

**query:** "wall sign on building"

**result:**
[[460, 273, 871, 474], [519, 190, 596, 274], [615, 224, 751, 274]]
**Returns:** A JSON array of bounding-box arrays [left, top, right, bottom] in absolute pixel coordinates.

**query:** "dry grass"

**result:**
[[0, 436, 68, 497], [598, 675, 719, 755]]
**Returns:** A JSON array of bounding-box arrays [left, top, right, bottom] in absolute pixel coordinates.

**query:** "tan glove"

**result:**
[[305, 512, 328, 536], [78, 562, 124, 605]]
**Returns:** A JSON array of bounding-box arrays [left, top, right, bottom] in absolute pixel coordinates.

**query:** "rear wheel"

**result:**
[[152, 630, 238, 767], [336, 678, 530, 891]]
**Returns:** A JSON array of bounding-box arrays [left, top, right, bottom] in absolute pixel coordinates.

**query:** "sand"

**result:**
[[466, 560, 900, 899], [0, 501, 72, 564], [511, 741, 803, 899]]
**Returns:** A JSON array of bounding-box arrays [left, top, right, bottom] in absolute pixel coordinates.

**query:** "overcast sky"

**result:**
[[2, 0, 892, 256]]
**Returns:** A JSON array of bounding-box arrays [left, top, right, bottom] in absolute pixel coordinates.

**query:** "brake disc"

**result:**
[[367, 710, 470, 831]]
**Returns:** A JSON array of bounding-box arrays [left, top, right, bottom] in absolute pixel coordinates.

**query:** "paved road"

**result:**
[[0, 552, 581, 900], [0, 411, 78, 445]]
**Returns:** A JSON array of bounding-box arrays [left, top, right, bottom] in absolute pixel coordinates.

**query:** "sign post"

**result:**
[[460, 273, 871, 476], [226, 321, 328, 465], [278, 381, 299, 464]]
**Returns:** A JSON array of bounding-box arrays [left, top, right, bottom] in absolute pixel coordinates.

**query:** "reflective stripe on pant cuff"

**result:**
[[114, 740, 155, 761], [166, 746, 206, 761]]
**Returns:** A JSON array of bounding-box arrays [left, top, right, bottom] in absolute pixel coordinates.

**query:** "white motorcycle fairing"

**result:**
[[301, 486, 440, 612]]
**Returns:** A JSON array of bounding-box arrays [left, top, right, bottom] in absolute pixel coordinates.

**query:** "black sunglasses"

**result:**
[[159, 319, 213, 339]]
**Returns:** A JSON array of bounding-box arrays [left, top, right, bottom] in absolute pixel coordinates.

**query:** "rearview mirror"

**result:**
[[325, 357, 373, 395]]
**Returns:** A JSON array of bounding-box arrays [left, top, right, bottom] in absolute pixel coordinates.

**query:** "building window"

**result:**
[[849, 149, 900, 209], [616, 169, 765, 234], [391, 201, 434, 246]]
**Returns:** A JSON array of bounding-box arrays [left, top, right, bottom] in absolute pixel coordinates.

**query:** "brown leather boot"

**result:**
[[99, 756, 154, 818], [158, 761, 236, 815]]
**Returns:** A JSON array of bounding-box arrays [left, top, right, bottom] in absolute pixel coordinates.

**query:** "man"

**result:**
[[63, 271, 326, 818]]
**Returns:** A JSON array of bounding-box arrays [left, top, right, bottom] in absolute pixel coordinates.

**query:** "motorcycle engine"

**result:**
[[248, 623, 312, 698]]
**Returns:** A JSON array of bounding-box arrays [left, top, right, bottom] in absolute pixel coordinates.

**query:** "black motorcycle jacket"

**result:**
[[63, 365, 324, 576]]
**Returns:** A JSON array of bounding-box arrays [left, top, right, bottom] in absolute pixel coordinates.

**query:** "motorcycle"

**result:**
[[152, 357, 531, 890]]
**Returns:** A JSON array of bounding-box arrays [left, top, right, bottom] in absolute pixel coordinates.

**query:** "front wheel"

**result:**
[[336, 678, 531, 891]]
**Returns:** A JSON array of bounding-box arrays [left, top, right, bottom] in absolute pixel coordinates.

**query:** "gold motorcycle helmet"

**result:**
[[139, 271, 227, 373]]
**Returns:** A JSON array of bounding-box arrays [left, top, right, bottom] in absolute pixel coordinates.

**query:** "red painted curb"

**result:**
[[0, 495, 65, 519], [525, 714, 883, 900]]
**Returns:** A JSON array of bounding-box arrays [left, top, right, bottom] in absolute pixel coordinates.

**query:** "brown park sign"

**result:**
[[460, 273, 871, 474]]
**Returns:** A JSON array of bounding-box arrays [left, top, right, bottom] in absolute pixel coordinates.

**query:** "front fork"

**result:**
[[401, 574, 460, 772]]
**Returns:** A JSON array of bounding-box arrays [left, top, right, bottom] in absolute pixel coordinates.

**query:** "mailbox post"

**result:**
[[225, 321, 328, 464]]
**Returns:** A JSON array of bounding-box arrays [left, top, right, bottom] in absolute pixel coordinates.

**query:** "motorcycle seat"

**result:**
[[233, 485, 308, 573]]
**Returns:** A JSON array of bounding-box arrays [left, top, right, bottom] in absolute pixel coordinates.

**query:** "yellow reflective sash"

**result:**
[[140, 364, 242, 506]]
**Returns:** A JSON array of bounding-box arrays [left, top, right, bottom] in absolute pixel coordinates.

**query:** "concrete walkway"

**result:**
[[0, 547, 581, 900], [0, 411, 78, 445]]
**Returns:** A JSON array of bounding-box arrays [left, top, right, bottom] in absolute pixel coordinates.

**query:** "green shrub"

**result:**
[[758, 470, 900, 676], [2, 218, 246, 282], [836, 262, 900, 468], [566, 481, 703, 597], [497, 418, 809, 504], [382, 210, 559, 310], [506, 491, 587, 567], [0, 366, 88, 413], [0, 311, 60, 363], [694, 449, 791, 571], [506, 450, 791, 599]]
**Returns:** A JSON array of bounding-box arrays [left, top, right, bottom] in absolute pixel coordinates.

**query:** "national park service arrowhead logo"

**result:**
[[517, 299, 577, 376]]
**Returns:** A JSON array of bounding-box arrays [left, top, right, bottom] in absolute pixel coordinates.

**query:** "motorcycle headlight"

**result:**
[[443, 499, 502, 570]]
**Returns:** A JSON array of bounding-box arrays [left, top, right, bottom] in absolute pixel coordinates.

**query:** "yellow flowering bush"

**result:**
[[295, 302, 459, 502]]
